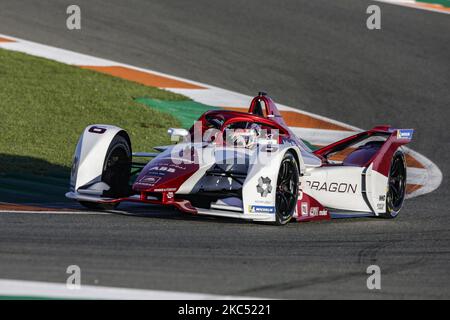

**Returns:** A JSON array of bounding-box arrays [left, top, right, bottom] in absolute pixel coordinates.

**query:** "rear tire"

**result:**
[[78, 134, 131, 211], [274, 152, 299, 225], [380, 150, 407, 219]]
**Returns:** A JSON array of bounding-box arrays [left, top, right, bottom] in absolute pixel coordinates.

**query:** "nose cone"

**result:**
[[133, 158, 199, 192]]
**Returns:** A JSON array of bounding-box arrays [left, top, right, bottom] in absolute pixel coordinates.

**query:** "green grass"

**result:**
[[135, 98, 220, 129], [0, 48, 186, 176]]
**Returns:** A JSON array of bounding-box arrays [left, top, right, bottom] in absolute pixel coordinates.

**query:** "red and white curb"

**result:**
[[375, 0, 450, 14], [0, 279, 259, 300], [0, 34, 443, 204]]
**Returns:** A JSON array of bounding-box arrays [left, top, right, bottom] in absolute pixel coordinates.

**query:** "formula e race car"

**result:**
[[66, 93, 413, 225]]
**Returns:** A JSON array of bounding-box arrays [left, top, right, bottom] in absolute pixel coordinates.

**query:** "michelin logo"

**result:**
[[397, 129, 414, 140], [249, 205, 275, 214]]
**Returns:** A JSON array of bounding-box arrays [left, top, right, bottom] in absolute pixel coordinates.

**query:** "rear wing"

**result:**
[[314, 126, 414, 176], [371, 128, 414, 176]]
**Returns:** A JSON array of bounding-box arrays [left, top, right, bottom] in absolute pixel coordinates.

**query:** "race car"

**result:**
[[66, 92, 412, 225]]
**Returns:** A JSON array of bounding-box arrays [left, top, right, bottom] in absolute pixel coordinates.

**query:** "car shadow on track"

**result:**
[[106, 203, 376, 227], [0, 154, 377, 226], [108, 203, 258, 226], [0, 153, 71, 204]]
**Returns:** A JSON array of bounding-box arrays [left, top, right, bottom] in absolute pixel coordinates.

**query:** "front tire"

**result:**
[[274, 152, 299, 225], [380, 150, 407, 219]]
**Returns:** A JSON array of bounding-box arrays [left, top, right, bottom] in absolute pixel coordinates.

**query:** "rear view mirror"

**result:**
[[168, 128, 189, 143]]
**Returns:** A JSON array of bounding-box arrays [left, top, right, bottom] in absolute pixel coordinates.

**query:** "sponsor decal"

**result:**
[[256, 177, 273, 197], [377, 203, 385, 210], [379, 195, 386, 202], [305, 181, 358, 194], [140, 176, 161, 185], [309, 207, 319, 217], [149, 166, 176, 173], [154, 188, 177, 192], [300, 202, 327, 218], [141, 177, 161, 184], [301, 202, 308, 216], [397, 129, 414, 140], [88, 126, 106, 134], [249, 205, 275, 214]]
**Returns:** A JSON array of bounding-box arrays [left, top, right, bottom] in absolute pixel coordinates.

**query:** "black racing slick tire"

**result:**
[[380, 150, 407, 219], [274, 152, 300, 226], [78, 134, 131, 211]]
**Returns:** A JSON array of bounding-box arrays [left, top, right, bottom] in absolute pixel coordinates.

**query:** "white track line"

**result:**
[[0, 279, 260, 300], [404, 148, 443, 198]]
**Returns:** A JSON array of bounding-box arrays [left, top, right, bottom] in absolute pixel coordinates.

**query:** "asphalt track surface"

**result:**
[[0, 0, 449, 299]]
